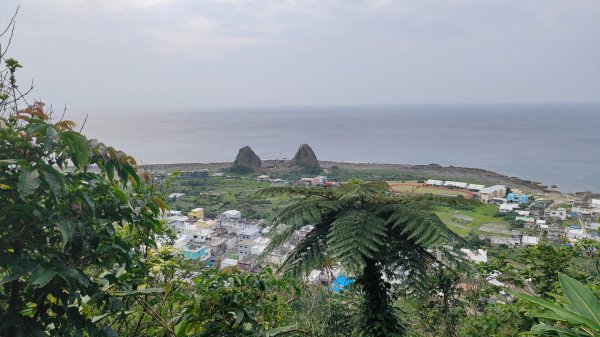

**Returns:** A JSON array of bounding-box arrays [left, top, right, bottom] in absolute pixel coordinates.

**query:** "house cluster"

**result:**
[[298, 175, 337, 188], [426, 179, 485, 191], [256, 175, 286, 185], [162, 208, 300, 272], [179, 169, 209, 179], [478, 185, 600, 245]]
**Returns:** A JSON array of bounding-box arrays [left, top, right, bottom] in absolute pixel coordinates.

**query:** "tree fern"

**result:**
[[254, 180, 470, 336]]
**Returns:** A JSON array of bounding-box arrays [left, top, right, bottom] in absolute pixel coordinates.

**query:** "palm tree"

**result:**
[[255, 180, 470, 336]]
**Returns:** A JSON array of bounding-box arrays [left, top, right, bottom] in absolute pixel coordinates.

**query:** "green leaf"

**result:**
[[0, 159, 20, 166], [45, 126, 59, 151], [174, 321, 186, 337], [38, 165, 66, 199], [559, 273, 600, 330], [57, 221, 73, 249], [27, 120, 51, 135], [28, 267, 57, 288], [105, 160, 115, 181], [265, 325, 299, 336], [234, 308, 245, 324], [508, 290, 595, 327], [0, 263, 36, 286], [530, 323, 589, 337], [121, 164, 140, 186], [17, 167, 40, 200], [60, 131, 92, 168], [185, 321, 204, 335]]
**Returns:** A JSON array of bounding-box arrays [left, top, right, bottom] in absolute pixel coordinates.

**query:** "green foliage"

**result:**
[[510, 220, 525, 229], [411, 267, 466, 337], [459, 302, 533, 337], [164, 175, 275, 219], [509, 273, 600, 336], [519, 242, 578, 296], [226, 165, 255, 175], [176, 268, 299, 337], [296, 163, 322, 176], [0, 105, 166, 336], [255, 180, 473, 336]]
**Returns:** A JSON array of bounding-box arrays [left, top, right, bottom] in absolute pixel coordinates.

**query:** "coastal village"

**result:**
[[157, 146, 600, 289]]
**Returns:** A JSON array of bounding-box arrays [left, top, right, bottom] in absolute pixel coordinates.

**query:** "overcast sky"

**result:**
[[1, 0, 599, 111]]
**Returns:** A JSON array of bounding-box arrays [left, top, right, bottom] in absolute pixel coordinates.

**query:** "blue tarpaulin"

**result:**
[[329, 275, 354, 292]]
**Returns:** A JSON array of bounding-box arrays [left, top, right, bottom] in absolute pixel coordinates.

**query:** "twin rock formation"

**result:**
[[232, 144, 320, 171]]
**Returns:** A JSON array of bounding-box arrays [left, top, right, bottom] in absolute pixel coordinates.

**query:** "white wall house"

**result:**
[[549, 208, 567, 221], [239, 226, 262, 241]]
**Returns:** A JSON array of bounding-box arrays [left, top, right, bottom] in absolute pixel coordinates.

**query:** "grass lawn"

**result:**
[[435, 204, 509, 236], [561, 217, 582, 227]]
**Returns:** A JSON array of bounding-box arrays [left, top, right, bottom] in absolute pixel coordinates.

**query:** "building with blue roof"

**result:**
[[182, 242, 211, 261], [506, 193, 529, 205]]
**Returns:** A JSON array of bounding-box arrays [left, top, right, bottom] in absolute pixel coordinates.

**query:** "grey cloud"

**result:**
[[0, 0, 598, 111]]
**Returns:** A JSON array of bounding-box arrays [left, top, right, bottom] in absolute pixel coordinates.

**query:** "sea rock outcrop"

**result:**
[[232, 146, 261, 170], [289, 144, 321, 170]]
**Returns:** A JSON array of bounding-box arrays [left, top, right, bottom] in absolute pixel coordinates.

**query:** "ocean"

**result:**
[[78, 103, 600, 193]]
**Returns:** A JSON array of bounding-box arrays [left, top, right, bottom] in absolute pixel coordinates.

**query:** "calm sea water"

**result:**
[[78, 103, 600, 193]]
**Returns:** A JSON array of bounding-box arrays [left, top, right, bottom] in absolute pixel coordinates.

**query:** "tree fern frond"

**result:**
[[259, 222, 306, 259], [383, 243, 438, 294], [268, 197, 325, 227], [333, 180, 389, 203], [327, 210, 386, 271], [278, 225, 329, 278], [253, 186, 334, 199], [387, 205, 463, 247]]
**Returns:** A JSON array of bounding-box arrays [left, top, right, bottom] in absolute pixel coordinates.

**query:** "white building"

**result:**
[[444, 181, 469, 189], [162, 210, 182, 217], [196, 229, 215, 242], [220, 210, 242, 219], [467, 184, 486, 191], [173, 234, 192, 250], [521, 235, 539, 245], [221, 258, 238, 269], [536, 219, 548, 229], [426, 179, 444, 186], [499, 204, 517, 213], [567, 226, 585, 240], [587, 222, 600, 231], [250, 237, 272, 255], [549, 208, 567, 221], [237, 240, 256, 256], [239, 226, 262, 241], [477, 185, 507, 203]]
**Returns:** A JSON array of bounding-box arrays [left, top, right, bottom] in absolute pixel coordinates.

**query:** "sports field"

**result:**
[[387, 181, 475, 199]]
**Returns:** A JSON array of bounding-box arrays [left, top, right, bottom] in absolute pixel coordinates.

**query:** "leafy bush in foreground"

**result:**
[[0, 103, 166, 336]]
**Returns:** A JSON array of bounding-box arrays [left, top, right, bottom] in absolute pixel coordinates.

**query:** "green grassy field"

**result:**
[[435, 204, 508, 236]]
